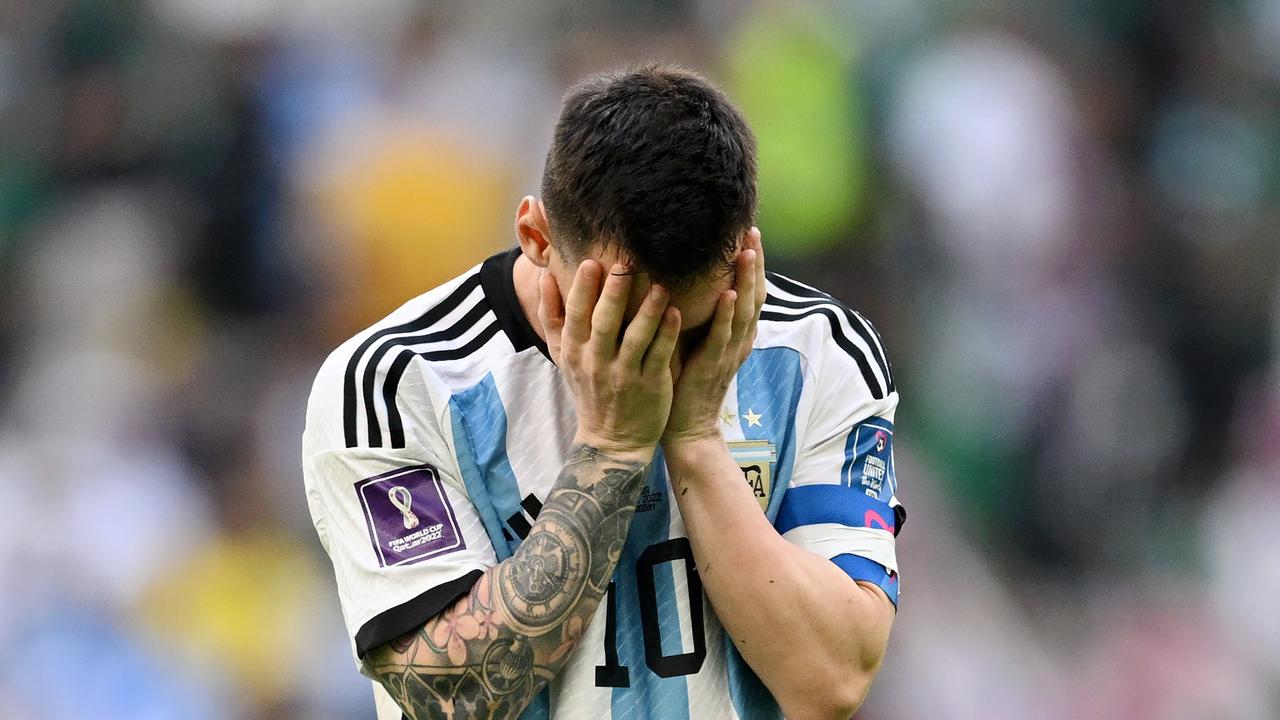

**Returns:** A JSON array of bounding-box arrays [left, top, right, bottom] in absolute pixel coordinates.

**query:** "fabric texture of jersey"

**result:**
[[302, 248, 904, 720]]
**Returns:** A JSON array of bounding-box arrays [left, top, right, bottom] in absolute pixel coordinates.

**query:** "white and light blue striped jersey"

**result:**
[[302, 248, 904, 720]]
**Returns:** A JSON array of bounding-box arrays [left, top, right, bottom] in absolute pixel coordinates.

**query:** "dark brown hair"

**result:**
[[541, 64, 758, 290]]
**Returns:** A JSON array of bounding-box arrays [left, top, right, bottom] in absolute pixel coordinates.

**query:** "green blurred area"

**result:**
[[726, 2, 868, 256]]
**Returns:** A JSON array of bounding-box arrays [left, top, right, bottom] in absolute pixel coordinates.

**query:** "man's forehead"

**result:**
[[580, 249, 734, 293], [577, 236, 742, 274]]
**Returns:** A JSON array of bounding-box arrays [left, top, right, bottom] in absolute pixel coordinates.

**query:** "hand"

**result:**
[[663, 227, 766, 446], [539, 260, 682, 460]]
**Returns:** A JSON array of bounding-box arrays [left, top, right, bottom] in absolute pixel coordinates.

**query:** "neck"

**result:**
[[512, 253, 547, 345]]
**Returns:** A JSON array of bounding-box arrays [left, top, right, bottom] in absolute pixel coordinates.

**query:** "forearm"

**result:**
[[666, 437, 894, 720], [366, 444, 650, 720]]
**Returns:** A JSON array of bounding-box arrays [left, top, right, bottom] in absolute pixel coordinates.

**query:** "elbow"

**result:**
[[776, 667, 876, 720], [774, 579, 894, 719]]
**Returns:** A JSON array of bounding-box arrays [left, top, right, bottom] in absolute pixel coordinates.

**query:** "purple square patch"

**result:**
[[356, 465, 465, 568]]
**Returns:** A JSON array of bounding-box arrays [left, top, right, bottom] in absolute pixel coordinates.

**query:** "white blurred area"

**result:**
[[0, 1, 1276, 718]]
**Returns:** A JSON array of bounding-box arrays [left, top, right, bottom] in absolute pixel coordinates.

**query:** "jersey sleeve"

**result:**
[[774, 316, 903, 606], [302, 347, 498, 669]]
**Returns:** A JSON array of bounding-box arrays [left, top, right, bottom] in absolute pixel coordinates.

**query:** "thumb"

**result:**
[[538, 272, 564, 364]]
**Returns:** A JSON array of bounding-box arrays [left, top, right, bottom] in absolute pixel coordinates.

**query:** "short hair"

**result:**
[[541, 64, 758, 290]]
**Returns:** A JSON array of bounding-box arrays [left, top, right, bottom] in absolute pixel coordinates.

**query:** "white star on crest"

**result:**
[[742, 408, 763, 427]]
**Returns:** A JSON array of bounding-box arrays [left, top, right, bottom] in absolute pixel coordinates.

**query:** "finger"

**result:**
[[668, 346, 684, 384], [590, 264, 634, 356], [700, 289, 736, 358], [537, 272, 565, 362], [619, 284, 669, 366], [563, 260, 602, 347], [751, 227, 766, 312], [732, 248, 756, 337], [643, 306, 681, 375]]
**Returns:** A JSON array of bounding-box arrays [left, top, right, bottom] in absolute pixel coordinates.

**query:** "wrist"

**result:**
[[661, 431, 727, 467], [571, 432, 657, 465]]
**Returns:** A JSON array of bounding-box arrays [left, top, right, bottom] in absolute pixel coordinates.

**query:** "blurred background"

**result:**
[[1, 0, 1277, 718]]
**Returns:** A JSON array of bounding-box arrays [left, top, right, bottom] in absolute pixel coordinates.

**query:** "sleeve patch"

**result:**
[[841, 418, 895, 499], [356, 465, 466, 567]]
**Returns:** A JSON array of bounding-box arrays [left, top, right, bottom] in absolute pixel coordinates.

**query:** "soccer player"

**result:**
[[303, 65, 903, 720]]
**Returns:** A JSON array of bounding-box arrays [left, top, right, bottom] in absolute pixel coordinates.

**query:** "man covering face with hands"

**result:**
[[303, 64, 903, 720]]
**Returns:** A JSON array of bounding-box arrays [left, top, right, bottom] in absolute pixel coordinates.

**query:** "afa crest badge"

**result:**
[[728, 440, 777, 512]]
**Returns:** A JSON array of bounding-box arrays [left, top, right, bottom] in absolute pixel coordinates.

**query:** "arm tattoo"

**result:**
[[365, 444, 648, 719]]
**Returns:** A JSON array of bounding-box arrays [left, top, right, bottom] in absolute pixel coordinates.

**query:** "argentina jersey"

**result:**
[[302, 248, 904, 720]]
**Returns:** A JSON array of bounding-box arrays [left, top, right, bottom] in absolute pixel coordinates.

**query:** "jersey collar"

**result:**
[[480, 247, 553, 363]]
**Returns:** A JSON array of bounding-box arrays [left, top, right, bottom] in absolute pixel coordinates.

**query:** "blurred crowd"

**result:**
[[0, 1, 1277, 718]]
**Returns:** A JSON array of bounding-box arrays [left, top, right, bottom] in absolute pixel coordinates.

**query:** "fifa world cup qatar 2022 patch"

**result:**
[[356, 465, 465, 567]]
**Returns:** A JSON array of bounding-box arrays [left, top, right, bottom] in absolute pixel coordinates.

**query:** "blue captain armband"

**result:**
[[775, 484, 899, 535], [775, 484, 901, 607]]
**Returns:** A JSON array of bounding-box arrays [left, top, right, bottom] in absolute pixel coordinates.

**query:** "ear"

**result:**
[[515, 196, 554, 268]]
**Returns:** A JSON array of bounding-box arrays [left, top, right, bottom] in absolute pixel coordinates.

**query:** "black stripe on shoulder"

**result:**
[[382, 321, 503, 449], [855, 308, 895, 393], [760, 305, 885, 399], [764, 294, 894, 394], [354, 569, 484, 659], [343, 273, 481, 448], [363, 299, 490, 447], [765, 272, 894, 392], [766, 271, 822, 297]]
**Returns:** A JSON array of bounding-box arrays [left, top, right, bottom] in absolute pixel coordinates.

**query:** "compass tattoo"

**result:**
[[365, 444, 648, 720]]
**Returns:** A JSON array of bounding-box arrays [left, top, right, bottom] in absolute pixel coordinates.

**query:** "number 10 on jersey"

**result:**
[[595, 537, 707, 686]]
